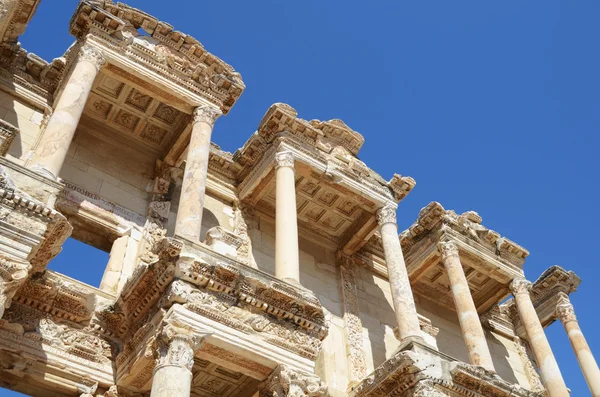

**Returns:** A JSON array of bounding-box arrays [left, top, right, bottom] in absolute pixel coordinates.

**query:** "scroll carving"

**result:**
[[437, 241, 459, 260], [155, 325, 203, 372], [556, 300, 576, 324], [0, 256, 31, 318], [275, 151, 295, 169], [376, 206, 396, 226], [79, 45, 106, 71], [193, 105, 222, 126], [510, 279, 532, 296]]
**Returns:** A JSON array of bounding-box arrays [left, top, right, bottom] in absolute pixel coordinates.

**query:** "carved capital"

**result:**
[[376, 206, 397, 226], [260, 365, 328, 397], [275, 151, 295, 169], [437, 241, 459, 260], [0, 256, 32, 319], [509, 278, 532, 296], [193, 105, 222, 126], [155, 325, 204, 372], [556, 300, 577, 324], [78, 45, 106, 71]]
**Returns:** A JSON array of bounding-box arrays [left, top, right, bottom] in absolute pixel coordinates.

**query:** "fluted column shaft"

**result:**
[[376, 206, 421, 340], [438, 241, 495, 372], [30, 45, 105, 179], [274, 151, 300, 284], [511, 279, 569, 397], [556, 299, 600, 396], [174, 105, 221, 242], [150, 327, 202, 397]]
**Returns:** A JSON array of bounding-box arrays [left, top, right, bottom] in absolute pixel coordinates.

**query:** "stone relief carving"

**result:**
[[376, 206, 396, 226], [0, 119, 18, 156], [155, 325, 202, 371], [338, 254, 367, 384], [0, 256, 31, 318], [260, 365, 328, 397], [79, 44, 106, 71], [555, 299, 576, 324], [233, 205, 258, 268], [437, 241, 459, 260], [510, 279, 532, 296], [193, 105, 222, 126], [275, 151, 295, 169], [514, 337, 545, 393]]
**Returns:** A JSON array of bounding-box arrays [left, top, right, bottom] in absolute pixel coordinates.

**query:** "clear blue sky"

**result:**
[[3, 1, 599, 395]]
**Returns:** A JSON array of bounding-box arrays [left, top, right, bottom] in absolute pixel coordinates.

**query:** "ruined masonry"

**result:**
[[0, 1, 596, 397]]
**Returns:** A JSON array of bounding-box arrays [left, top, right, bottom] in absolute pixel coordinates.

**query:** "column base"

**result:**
[[29, 164, 57, 181]]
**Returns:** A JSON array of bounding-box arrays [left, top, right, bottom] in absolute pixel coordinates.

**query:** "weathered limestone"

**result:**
[[260, 365, 327, 397], [376, 206, 421, 341], [29, 45, 105, 179], [99, 235, 128, 294], [556, 297, 600, 396], [438, 241, 495, 372], [174, 105, 221, 242], [274, 150, 300, 284], [510, 279, 569, 397], [150, 326, 203, 397]]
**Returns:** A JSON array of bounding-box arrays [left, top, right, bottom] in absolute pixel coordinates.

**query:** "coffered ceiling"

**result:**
[[191, 358, 258, 397]]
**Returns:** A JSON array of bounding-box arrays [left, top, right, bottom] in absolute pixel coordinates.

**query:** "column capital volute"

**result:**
[[509, 278, 532, 295], [376, 205, 397, 226], [274, 150, 295, 169], [192, 104, 222, 126], [555, 299, 577, 324], [155, 324, 207, 372], [437, 241, 459, 260], [78, 44, 106, 72]]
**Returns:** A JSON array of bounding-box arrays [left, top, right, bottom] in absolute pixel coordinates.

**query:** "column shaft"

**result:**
[[438, 241, 495, 372], [30, 45, 105, 179], [174, 105, 221, 242], [274, 151, 300, 283], [556, 301, 600, 396], [377, 206, 421, 340], [511, 279, 569, 397]]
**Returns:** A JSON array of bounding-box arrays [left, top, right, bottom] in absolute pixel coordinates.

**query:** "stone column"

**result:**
[[438, 241, 495, 372], [174, 105, 221, 242], [510, 279, 569, 397], [274, 150, 300, 284], [376, 206, 421, 341], [99, 235, 129, 294], [150, 326, 202, 397], [30, 45, 105, 179], [556, 297, 600, 396]]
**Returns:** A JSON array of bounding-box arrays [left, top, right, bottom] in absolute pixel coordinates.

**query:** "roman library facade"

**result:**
[[0, 1, 596, 396]]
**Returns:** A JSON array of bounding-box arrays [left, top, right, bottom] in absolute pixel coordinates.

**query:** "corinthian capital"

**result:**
[[155, 325, 205, 371], [0, 256, 32, 319], [78, 45, 106, 71], [275, 151, 295, 169], [509, 278, 532, 295], [193, 105, 222, 126], [260, 365, 327, 397], [556, 301, 577, 324], [437, 241, 459, 260], [376, 206, 397, 226]]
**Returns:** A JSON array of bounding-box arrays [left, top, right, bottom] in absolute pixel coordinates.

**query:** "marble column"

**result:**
[[150, 327, 201, 397], [30, 45, 105, 180], [376, 206, 421, 341], [274, 150, 300, 284], [556, 297, 600, 396], [510, 279, 569, 397], [438, 241, 495, 372], [174, 105, 221, 242]]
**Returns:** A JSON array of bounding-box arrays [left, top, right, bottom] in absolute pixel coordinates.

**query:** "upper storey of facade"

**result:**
[[0, 1, 594, 397]]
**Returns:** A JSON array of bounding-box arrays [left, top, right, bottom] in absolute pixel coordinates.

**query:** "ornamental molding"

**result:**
[[155, 324, 205, 371], [0, 255, 30, 318], [78, 44, 106, 71], [437, 241, 459, 260], [70, 1, 245, 114], [376, 206, 397, 226], [555, 299, 576, 324], [259, 365, 328, 397], [0, 118, 18, 156], [399, 201, 529, 268], [0, 0, 40, 44], [509, 279, 532, 296], [193, 105, 222, 126]]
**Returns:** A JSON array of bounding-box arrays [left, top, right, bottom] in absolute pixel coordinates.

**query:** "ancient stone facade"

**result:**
[[0, 1, 596, 397]]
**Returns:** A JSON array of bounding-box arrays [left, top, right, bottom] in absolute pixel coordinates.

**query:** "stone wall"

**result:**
[[1, 90, 45, 164], [58, 127, 153, 216]]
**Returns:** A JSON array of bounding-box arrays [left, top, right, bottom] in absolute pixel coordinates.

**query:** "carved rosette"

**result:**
[[437, 241, 459, 260], [78, 45, 106, 71], [0, 256, 32, 318], [193, 105, 222, 126], [376, 205, 397, 226], [556, 301, 577, 324], [155, 325, 202, 372], [260, 365, 327, 397], [509, 278, 532, 296], [275, 151, 295, 169]]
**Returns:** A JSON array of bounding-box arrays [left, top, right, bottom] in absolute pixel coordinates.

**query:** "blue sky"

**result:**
[[3, 0, 598, 395]]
